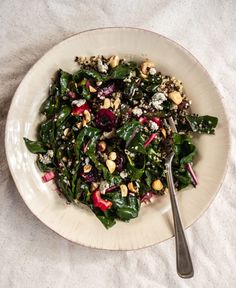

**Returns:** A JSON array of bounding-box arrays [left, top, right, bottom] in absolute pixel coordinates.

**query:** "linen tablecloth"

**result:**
[[1, 1, 236, 287]]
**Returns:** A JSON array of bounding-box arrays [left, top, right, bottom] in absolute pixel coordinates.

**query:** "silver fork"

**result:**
[[165, 117, 194, 278]]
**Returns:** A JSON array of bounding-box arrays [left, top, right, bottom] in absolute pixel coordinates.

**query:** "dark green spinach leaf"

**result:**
[[23, 138, 47, 153], [186, 115, 218, 134]]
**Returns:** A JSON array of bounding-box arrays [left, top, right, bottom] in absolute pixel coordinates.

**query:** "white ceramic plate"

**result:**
[[5, 28, 229, 250]]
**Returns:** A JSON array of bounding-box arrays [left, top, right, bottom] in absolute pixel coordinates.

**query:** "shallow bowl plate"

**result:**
[[5, 27, 230, 250]]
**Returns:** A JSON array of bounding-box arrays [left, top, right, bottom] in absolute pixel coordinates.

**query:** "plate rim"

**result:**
[[5, 27, 231, 250]]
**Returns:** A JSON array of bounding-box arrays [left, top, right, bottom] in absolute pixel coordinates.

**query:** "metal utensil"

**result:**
[[165, 117, 194, 278]]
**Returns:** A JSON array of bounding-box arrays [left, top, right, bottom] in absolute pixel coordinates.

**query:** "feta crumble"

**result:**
[[47, 150, 54, 158], [72, 99, 86, 107], [99, 180, 109, 194], [149, 67, 157, 75], [151, 93, 167, 110], [132, 107, 143, 117], [120, 170, 128, 179], [149, 121, 159, 131], [97, 59, 108, 73]]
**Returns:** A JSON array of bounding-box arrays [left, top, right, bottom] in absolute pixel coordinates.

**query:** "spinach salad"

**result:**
[[24, 55, 218, 228]]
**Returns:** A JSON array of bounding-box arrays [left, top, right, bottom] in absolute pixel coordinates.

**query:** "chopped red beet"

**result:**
[[105, 185, 119, 193], [92, 189, 112, 211], [71, 102, 90, 115], [144, 133, 158, 148], [139, 117, 148, 124], [99, 83, 116, 97], [151, 117, 162, 127], [85, 80, 91, 88], [67, 91, 77, 99], [140, 192, 155, 203], [42, 171, 55, 182], [186, 163, 198, 186], [95, 109, 116, 132]]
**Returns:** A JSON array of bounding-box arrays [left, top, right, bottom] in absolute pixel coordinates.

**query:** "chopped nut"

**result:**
[[82, 118, 87, 127], [113, 98, 121, 110], [98, 141, 106, 152], [76, 122, 83, 129], [108, 55, 120, 68], [109, 152, 117, 161], [169, 91, 183, 105], [90, 182, 98, 192], [141, 60, 155, 75], [152, 179, 163, 191], [83, 164, 92, 173], [139, 70, 148, 79], [63, 128, 70, 136], [96, 81, 102, 86], [62, 156, 68, 162], [89, 85, 97, 93], [128, 182, 137, 193], [84, 110, 91, 123], [106, 159, 116, 174], [120, 184, 128, 197], [103, 98, 111, 109], [161, 128, 167, 139]]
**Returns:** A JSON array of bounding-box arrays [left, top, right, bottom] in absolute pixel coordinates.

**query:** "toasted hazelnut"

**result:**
[[98, 141, 106, 152], [83, 110, 91, 123], [113, 98, 121, 110], [63, 128, 70, 136], [109, 152, 117, 161], [152, 179, 163, 191], [120, 184, 128, 197], [62, 156, 68, 162], [76, 122, 83, 129], [168, 91, 183, 105], [161, 128, 167, 139], [141, 61, 155, 75], [103, 98, 111, 109], [89, 85, 97, 93], [139, 70, 148, 79], [82, 118, 87, 127], [96, 81, 102, 86], [128, 182, 137, 193], [108, 55, 120, 68], [91, 182, 98, 192], [106, 159, 116, 174], [83, 164, 92, 173]]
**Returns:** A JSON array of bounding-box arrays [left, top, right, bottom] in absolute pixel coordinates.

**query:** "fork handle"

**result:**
[[166, 159, 194, 278]]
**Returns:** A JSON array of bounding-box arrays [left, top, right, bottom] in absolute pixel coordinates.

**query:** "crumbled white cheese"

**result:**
[[149, 67, 157, 75], [47, 150, 54, 158], [39, 150, 54, 165], [120, 170, 128, 179], [97, 59, 108, 73], [132, 107, 143, 117], [39, 154, 51, 165], [149, 121, 159, 131], [99, 180, 109, 194], [85, 157, 90, 165], [151, 93, 167, 110], [123, 71, 136, 82], [72, 99, 86, 107]]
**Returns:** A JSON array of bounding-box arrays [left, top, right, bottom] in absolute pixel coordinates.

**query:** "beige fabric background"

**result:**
[[1, 0, 236, 287]]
